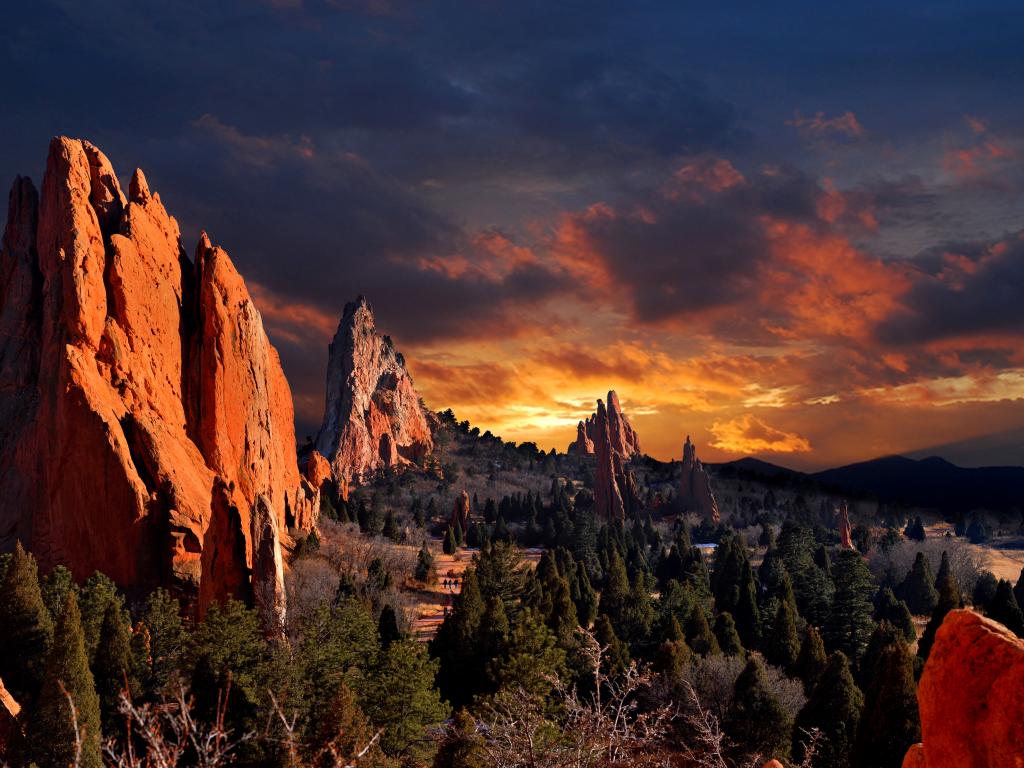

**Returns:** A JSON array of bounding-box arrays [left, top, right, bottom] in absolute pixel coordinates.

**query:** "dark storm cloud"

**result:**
[[880, 232, 1024, 345]]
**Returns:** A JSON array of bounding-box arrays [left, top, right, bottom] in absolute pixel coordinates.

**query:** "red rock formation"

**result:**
[[837, 500, 854, 549], [0, 138, 316, 633], [568, 390, 641, 458], [315, 297, 432, 484], [303, 449, 333, 491], [905, 609, 1024, 767], [451, 490, 471, 533], [679, 436, 720, 522], [0, 677, 20, 753], [592, 399, 626, 521], [761, 761, 785, 768], [901, 745, 927, 768]]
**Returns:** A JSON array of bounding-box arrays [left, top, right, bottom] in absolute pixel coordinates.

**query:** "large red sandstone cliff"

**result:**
[[314, 296, 432, 484], [904, 609, 1024, 767], [0, 138, 316, 632]]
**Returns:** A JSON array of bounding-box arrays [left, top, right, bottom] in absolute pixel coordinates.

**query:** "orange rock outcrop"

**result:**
[[314, 296, 432, 483], [905, 609, 1024, 767], [568, 389, 641, 458], [837, 500, 854, 549], [0, 138, 316, 632]]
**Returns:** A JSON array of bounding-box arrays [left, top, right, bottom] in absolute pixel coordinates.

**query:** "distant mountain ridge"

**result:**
[[712, 454, 1024, 511]]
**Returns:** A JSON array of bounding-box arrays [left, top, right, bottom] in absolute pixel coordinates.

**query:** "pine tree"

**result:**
[[141, 588, 189, 697], [431, 569, 485, 708], [918, 557, 961, 661], [733, 560, 761, 649], [79, 571, 122, 664], [826, 549, 876, 663], [1014, 567, 1024, 609], [725, 656, 793, 762], [972, 571, 998, 607], [795, 625, 828, 694], [685, 602, 720, 657], [574, 561, 598, 628], [41, 565, 76, 623], [363, 640, 450, 760], [794, 652, 863, 768], [598, 548, 631, 637], [490, 608, 566, 698], [873, 587, 916, 642], [713, 612, 744, 656], [985, 579, 1024, 637], [29, 591, 103, 768], [854, 634, 920, 768], [765, 592, 800, 672], [93, 601, 137, 736], [898, 552, 938, 615], [0, 541, 54, 702], [594, 614, 630, 676], [433, 709, 484, 768], [777, 521, 834, 627], [415, 543, 435, 582], [378, 605, 402, 649]]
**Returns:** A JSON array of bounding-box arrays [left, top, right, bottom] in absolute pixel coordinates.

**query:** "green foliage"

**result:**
[[432, 570, 485, 708], [443, 526, 458, 555], [826, 549, 876, 663], [140, 588, 189, 697], [363, 640, 450, 759], [594, 614, 630, 676], [984, 579, 1024, 637], [713, 612, 744, 657], [489, 608, 566, 699], [41, 565, 76, 622], [733, 560, 761, 649], [93, 601, 137, 734], [79, 572, 122, 665], [28, 591, 102, 768], [777, 521, 834, 626], [0, 542, 54, 703], [765, 591, 800, 672], [474, 542, 527, 611], [685, 602, 720, 657], [794, 652, 863, 768], [898, 552, 938, 616], [873, 587, 917, 642], [725, 656, 792, 762], [795, 625, 828, 695], [918, 554, 961, 660], [854, 631, 920, 768], [598, 548, 630, 636], [972, 570, 998, 607], [573, 560, 598, 628], [433, 709, 485, 768], [416, 542, 435, 582]]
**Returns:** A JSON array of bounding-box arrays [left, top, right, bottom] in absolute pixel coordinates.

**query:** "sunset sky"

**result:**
[[3, 1, 1023, 469]]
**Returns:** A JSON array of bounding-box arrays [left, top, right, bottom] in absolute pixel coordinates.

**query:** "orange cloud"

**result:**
[[709, 414, 812, 454]]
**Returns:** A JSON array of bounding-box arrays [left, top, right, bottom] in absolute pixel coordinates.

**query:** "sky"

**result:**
[[3, 0, 1024, 469]]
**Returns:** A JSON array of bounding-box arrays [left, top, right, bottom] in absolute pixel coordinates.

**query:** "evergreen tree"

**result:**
[[793, 652, 863, 768], [777, 521, 834, 626], [574, 561, 598, 628], [598, 549, 631, 637], [873, 587, 917, 642], [972, 571, 998, 607], [431, 570, 485, 708], [378, 605, 402, 649], [490, 608, 566, 698], [93, 601, 137, 735], [985, 579, 1024, 637], [685, 603, 720, 657], [433, 709, 484, 768], [765, 593, 800, 672], [363, 640, 450, 760], [814, 545, 832, 578], [594, 614, 631, 676], [918, 556, 961, 661], [724, 656, 793, 762], [415, 543, 435, 583], [79, 572, 122, 664], [382, 510, 401, 542], [28, 591, 102, 768], [795, 625, 828, 694], [141, 588, 189, 697], [733, 560, 761, 649], [713, 612, 744, 656], [1014, 567, 1024, 609], [0, 541, 54, 703], [41, 565, 76, 623], [826, 549, 876, 663], [854, 634, 920, 768], [898, 553, 938, 615]]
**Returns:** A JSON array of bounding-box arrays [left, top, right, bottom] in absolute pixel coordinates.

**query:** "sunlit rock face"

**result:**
[[568, 389, 641, 459], [314, 296, 433, 484], [679, 435, 720, 522], [905, 609, 1024, 767], [0, 138, 315, 632]]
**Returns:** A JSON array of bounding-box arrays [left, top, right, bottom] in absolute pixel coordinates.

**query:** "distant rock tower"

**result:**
[[837, 500, 854, 549], [568, 390, 641, 459], [678, 436, 720, 523]]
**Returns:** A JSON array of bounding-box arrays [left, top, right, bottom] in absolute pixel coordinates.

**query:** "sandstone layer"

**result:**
[[0, 138, 317, 631], [314, 296, 432, 483], [678, 436, 720, 522], [906, 609, 1024, 767], [568, 390, 641, 458]]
